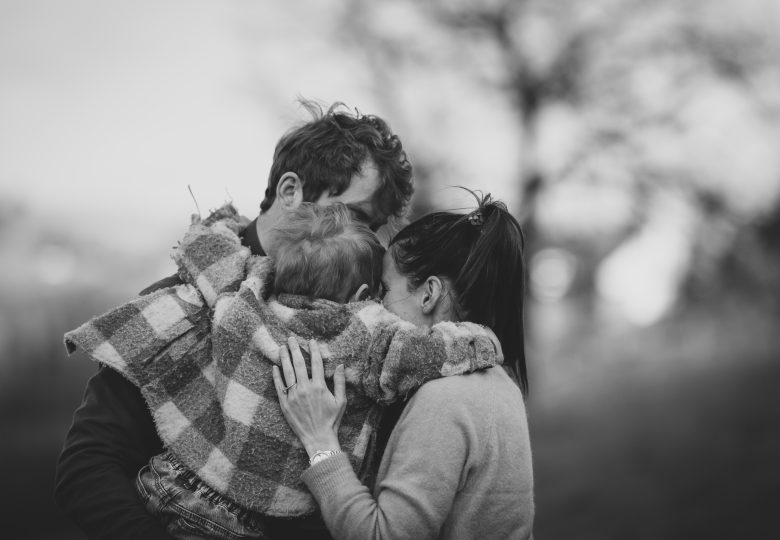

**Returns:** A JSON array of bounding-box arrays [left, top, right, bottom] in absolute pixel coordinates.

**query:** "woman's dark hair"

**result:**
[[388, 191, 528, 393]]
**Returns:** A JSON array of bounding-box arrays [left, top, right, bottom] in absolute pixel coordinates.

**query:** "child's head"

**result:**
[[386, 192, 528, 391], [270, 202, 384, 303]]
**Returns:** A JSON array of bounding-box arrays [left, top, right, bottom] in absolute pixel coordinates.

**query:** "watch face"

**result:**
[[310, 450, 340, 466]]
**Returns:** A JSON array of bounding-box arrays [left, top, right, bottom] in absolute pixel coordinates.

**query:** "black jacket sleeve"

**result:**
[[54, 272, 183, 540], [54, 368, 170, 540], [54, 367, 172, 540]]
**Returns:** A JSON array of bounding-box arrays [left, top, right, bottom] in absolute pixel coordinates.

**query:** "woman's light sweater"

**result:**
[[301, 366, 534, 540]]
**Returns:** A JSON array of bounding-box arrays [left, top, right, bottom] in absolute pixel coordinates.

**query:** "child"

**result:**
[[65, 202, 503, 539]]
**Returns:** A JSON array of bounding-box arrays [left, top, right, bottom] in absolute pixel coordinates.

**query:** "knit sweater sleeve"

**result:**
[[301, 378, 472, 540], [356, 303, 504, 404]]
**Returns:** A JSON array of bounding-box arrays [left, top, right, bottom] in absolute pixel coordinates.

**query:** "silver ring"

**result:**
[[283, 382, 297, 394]]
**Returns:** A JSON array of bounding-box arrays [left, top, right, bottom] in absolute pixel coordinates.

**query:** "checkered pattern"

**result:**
[[64, 205, 504, 518]]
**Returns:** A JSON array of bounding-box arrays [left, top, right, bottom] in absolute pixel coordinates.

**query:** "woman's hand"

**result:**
[[273, 337, 347, 459]]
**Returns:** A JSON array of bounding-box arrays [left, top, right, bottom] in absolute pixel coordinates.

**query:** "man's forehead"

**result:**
[[317, 160, 387, 228], [343, 160, 381, 202]]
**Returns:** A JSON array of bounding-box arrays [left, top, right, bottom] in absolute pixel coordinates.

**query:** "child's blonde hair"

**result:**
[[270, 202, 384, 303]]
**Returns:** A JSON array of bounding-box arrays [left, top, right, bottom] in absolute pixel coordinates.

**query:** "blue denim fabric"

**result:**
[[136, 452, 268, 540]]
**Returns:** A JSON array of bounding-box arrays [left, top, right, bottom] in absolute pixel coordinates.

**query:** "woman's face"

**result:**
[[380, 250, 428, 327]]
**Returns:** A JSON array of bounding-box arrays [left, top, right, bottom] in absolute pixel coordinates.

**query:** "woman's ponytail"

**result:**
[[454, 194, 527, 391], [389, 191, 528, 393]]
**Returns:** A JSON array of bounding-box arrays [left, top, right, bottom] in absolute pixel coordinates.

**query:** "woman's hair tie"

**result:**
[[467, 209, 484, 227]]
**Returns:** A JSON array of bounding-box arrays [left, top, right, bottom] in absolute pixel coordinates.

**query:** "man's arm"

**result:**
[[54, 363, 173, 540]]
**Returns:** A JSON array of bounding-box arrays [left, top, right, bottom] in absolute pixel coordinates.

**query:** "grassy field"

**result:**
[[530, 345, 780, 539], [528, 297, 780, 539]]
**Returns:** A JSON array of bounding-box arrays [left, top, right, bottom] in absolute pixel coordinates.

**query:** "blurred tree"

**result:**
[[0, 198, 25, 238], [333, 0, 780, 314]]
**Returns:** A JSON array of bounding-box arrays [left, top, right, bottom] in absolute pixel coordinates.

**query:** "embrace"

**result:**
[[56, 102, 534, 540]]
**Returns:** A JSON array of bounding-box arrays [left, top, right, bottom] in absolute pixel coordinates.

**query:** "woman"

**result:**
[[272, 195, 534, 539]]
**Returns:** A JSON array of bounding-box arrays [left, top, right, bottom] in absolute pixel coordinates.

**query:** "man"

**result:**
[[54, 101, 414, 540]]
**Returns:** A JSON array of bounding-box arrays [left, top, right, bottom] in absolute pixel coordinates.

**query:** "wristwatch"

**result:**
[[309, 449, 343, 466]]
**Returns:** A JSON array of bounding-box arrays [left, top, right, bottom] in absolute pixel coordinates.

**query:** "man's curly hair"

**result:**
[[260, 100, 414, 228]]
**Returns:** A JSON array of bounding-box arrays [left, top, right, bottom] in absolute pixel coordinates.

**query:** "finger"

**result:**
[[279, 345, 296, 387], [271, 366, 287, 406], [334, 364, 346, 407], [309, 339, 324, 385], [287, 336, 309, 388]]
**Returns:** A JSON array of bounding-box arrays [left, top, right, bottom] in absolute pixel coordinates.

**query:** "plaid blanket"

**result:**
[[64, 205, 504, 518]]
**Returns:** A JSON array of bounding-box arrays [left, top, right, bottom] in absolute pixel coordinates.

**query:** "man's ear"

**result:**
[[420, 276, 444, 315], [276, 172, 304, 209], [351, 284, 371, 302]]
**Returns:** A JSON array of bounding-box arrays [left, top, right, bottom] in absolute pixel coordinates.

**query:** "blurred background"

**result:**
[[1, 0, 779, 538]]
